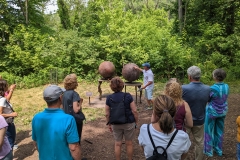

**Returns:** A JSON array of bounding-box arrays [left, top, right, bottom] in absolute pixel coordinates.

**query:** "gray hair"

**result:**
[[212, 69, 226, 81], [187, 66, 201, 80]]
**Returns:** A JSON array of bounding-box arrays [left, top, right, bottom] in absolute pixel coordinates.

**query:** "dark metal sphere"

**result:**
[[122, 63, 141, 82], [98, 61, 115, 79]]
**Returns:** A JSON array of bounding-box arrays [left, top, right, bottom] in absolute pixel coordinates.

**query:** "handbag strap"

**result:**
[[147, 124, 178, 151], [166, 129, 178, 149], [147, 124, 157, 152], [0, 96, 14, 112], [110, 92, 126, 102]]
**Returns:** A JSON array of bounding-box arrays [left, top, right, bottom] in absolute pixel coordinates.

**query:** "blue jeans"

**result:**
[[237, 143, 240, 160], [6, 123, 16, 148]]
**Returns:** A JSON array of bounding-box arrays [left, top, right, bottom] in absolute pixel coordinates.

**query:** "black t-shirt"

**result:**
[[62, 90, 80, 114], [106, 92, 135, 123]]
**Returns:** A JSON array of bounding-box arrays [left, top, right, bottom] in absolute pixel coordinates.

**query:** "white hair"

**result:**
[[187, 66, 201, 80]]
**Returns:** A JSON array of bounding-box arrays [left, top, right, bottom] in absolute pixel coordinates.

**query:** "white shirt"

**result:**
[[143, 69, 154, 89], [0, 97, 12, 114], [138, 124, 191, 160]]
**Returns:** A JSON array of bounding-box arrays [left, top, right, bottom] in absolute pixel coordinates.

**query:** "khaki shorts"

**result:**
[[112, 123, 135, 141]]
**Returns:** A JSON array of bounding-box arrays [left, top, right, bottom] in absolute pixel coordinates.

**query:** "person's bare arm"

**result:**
[[5, 84, 16, 102], [0, 127, 6, 148], [0, 107, 17, 118], [73, 101, 80, 113], [130, 101, 138, 125], [142, 81, 153, 89], [133, 66, 143, 72], [184, 101, 193, 128], [105, 105, 110, 123], [69, 143, 81, 160]]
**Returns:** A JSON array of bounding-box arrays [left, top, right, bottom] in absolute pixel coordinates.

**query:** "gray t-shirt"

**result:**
[[138, 124, 191, 160], [62, 90, 80, 114], [0, 96, 13, 114]]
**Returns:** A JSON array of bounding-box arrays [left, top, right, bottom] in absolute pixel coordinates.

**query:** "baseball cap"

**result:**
[[142, 63, 150, 68], [43, 85, 64, 102]]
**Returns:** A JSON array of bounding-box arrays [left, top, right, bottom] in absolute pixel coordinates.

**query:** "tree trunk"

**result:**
[[25, 0, 28, 25], [178, 0, 183, 33]]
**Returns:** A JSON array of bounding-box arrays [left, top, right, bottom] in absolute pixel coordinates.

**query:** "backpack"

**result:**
[[108, 93, 128, 124], [146, 124, 178, 160]]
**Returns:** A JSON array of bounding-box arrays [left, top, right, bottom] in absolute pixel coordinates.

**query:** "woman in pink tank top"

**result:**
[[164, 79, 193, 131]]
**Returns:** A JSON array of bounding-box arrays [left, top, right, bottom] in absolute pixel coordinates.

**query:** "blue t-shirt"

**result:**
[[182, 82, 210, 126], [32, 108, 79, 160], [106, 92, 135, 123]]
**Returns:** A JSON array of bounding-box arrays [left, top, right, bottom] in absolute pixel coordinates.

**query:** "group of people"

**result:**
[[0, 74, 85, 160], [105, 64, 230, 160], [0, 76, 17, 160], [0, 63, 233, 160]]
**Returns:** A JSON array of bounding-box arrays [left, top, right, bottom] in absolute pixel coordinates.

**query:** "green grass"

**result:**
[[10, 81, 240, 132]]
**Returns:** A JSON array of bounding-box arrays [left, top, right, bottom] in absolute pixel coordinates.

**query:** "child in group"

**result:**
[[236, 116, 240, 160], [204, 69, 229, 157]]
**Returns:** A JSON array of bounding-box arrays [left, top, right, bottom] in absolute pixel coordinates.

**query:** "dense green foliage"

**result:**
[[1, 0, 240, 88]]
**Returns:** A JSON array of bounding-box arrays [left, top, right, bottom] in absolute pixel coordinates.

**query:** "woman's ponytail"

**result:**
[[154, 95, 176, 134]]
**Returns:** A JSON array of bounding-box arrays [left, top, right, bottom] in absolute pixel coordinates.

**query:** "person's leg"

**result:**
[[115, 141, 122, 160], [77, 121, 83, 141], [124, 123, 135, 160], [192, 125, 204, 160], [2, 150, 13, 160], [145, 89, 153, 110], [213, 116, 225, 156], [112, 125, 124, 160], [6, 123, 16, 148], [125, 140, 133, 160], [144, 90, 150, 107], [237, 143, 240, 160], [204, 112, 215, 157]]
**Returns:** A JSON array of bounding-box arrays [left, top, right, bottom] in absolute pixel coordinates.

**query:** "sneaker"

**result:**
[[13, 145, 18, 150]]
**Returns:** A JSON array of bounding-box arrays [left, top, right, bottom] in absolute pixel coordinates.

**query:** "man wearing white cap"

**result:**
[[32, 85, 81, 160], [134, 62, 154, 110]]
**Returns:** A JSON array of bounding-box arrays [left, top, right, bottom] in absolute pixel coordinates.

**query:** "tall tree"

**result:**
[[57, 0, 71, 29]]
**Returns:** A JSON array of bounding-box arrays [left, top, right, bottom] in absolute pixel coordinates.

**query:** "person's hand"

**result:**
[[9, 84, 16, 91], [135, 123, 138, 129], [141, 86, 146, 89], [108, 125, 113, 132], [133, 66, 138, 70], [11, 112, 18, 117]]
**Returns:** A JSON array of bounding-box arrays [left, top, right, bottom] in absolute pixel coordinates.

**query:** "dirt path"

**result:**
[[13, 94, 240, 160]]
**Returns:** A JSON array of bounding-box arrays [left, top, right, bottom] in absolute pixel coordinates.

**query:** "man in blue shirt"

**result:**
[[32, 85, 81, 160], [182, 66, 210, 160]]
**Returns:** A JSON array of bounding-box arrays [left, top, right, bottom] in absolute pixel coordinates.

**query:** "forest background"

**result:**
[[1, 0, 240, 88]]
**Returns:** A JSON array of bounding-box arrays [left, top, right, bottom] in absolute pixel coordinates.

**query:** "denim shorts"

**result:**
[[144, 88, 153, 100]]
